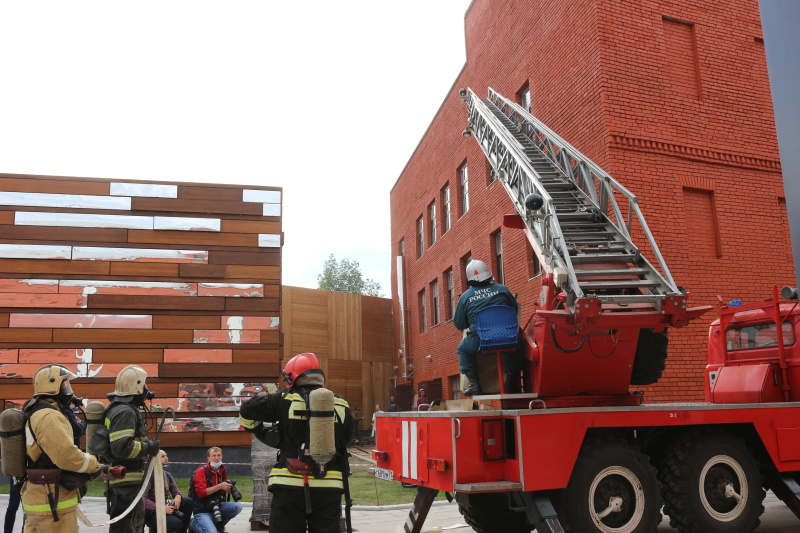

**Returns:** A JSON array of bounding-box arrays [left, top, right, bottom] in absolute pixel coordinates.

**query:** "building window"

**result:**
[[450, 374, 462, 400], [431, 279, 440, 326], [445, 268, 454, 320], [417, 217, 425, 258], [518, 83, 531, 111], [460, 252, 472, 292], [526, 241, 542, 278], [494, 232, 504, 285], [429, 202, 437, 246], [459, 163, 469, 216], [419, 288, 427, 333], [399, 238, 404, 256], [442, 185, 451, 233]]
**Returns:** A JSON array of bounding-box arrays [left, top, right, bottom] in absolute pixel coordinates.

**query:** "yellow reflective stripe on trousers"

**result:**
[[110, 471, 144, 484], [268, 468, 344, 489], [23, 496, 79, 512]]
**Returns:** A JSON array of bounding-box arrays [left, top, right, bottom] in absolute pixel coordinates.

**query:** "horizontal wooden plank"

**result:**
[[164, 349, 232, 363], [178, 263, 226, 279], [0, 293, 86, 309], [0, 384, 37, 397], [198, 283, 265, 298], [87, 295, 225, 310], [0, 279, 59, 294], [0, 314, 7, 328], [156, 432, 204, 447], [0, 348, 16, 362], [193, 330, 261, 344], [53, 329, 193, 343], [260, 330, 280, 344], [0, 176, 110, 195], [10, 314, 152, 329], [0, 211, 15, 224], [128, 229, 258, 248], [108, 261, 181, 277], [153, 315, 221, 330], [131, 197, 263, 216], [19, 348, 92, 363], [209, 251, 281, 266], [222, 316, 279, 330], [59, 280, 195, 297], [0, 329, 52, 342], [204, 432, 251, 446], [232, 349, 280, 364], [93, 349, 164, 363], [0, 225, 129, 243], [177, 186, 243, 202], [158, 363, 279, 379], [224, 298, 279, 313], [220, 220, 282, 234], [225, 265, 280, 280], [0, 258, 110, 276]]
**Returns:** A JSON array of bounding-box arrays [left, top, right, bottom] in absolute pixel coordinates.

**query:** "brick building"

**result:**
[[389, 0, 795, 406]]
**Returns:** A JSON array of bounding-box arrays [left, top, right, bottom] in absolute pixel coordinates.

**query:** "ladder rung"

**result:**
[[580, 280, 660, 290], [570, 253, 636, 263], [575, 268, 650, 277]]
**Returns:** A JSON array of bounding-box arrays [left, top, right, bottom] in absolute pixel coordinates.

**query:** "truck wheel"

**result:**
[[660, 429, 765, 533], [457, 492, 532, 533], [630, 328, 668, 385], [563, 437, 662, 533]]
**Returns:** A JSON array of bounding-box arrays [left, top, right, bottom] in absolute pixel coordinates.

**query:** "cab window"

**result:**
[[726, 321, 795, 351]]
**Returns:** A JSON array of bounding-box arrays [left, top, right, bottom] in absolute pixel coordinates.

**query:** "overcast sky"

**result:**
[[0, 1, 472, 295]]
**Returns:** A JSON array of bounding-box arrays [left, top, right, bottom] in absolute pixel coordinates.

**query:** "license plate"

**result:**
[[373, 467, 394, 481]]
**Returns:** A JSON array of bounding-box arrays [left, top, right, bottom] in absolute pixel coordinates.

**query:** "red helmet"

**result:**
[[281, 353, 321, 385]]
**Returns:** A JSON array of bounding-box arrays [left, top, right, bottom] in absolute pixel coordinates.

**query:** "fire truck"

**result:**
[[372, 88, 800, 533]]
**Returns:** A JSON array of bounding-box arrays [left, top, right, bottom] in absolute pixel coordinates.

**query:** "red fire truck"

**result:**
[[373, 89, 800, 533]]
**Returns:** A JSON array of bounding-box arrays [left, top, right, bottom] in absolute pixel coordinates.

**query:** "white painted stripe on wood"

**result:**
[[72, 247, 208, 263], [0, 191, 131, 210], [0, 244, 72, 260], [243, 190, 281, 204], [258, 234, 281, 247], [15, 211, 154, 229], [109, 183, 178, 198], [153, 217, 221, 232], [262, 204, 281, 217]]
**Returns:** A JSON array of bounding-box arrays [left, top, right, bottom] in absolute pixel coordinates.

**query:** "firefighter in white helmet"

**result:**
[[21, 364, 103, 532], [103, 365, 160, 533], [454, 259, 523, 396]]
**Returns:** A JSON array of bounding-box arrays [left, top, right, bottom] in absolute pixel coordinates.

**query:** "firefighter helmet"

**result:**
[[466, 260, 493, 283], [32, 364, 76, 397], [281, 353, 321, 385], [113, 365, 148, 396]]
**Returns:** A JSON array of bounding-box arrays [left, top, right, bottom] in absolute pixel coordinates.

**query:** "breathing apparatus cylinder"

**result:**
[[85, 401, 107, 456], [0, 408, 27, 477], [308, 388, 336, 467]]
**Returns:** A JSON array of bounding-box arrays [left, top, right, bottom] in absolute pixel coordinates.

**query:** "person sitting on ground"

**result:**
[[189, 447, 242, 533], [144, 450, 193, 533]]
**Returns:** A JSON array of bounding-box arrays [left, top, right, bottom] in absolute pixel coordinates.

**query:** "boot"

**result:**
[[463, 373, 482, 397], [504, 370, 522, 394]]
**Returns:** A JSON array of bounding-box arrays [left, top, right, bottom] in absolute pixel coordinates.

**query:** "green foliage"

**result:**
[[317, 254, 384, 297]]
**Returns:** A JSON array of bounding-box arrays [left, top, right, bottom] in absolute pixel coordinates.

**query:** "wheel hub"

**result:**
[[699, 455, 748, 521], [588, 467, 645, 533]]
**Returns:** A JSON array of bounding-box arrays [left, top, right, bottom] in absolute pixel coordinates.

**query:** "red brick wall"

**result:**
[[390, 0, 794, 403]]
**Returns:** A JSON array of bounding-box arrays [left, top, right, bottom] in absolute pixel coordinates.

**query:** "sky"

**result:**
[[0, 1, 473, 295]]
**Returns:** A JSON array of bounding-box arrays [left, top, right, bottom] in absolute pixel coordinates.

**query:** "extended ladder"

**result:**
[[462, 88, 684, 318]]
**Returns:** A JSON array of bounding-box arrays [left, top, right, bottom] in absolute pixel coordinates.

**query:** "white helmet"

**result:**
[[114, 365, 148, 396], [466, 260, 493, 283], [33, 364, 76, 397]]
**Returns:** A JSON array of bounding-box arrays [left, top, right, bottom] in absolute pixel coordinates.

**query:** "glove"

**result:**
[[145, 439, 160, 457]]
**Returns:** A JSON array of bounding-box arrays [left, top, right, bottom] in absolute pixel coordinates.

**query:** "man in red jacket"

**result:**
[[189, 447, 242, 533]]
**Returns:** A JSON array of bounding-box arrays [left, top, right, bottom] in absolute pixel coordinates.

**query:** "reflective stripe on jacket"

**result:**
[[105, 400, 149, 485]]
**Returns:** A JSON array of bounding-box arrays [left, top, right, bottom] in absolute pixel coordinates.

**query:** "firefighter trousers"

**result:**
[[23, 510, 79, 533], [269, 488, 342, 533]]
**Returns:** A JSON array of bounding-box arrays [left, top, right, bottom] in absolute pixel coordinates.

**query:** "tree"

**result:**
[[317, 254, 384, 297]]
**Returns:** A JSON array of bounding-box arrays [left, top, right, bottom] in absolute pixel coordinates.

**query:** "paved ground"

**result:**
[[3, 491, 798, 532]]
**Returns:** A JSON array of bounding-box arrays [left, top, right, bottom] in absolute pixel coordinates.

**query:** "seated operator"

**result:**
[[189, 447, 242, 533], [144, 450, 193, 533], [454, 259, 523, 396]]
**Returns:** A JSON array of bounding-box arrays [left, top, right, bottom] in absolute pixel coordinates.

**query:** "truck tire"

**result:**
[[630, 328, 668, 385], [659, 429, 765, 533], [562, 437, 662, 533], [457, 492, 532, 533]]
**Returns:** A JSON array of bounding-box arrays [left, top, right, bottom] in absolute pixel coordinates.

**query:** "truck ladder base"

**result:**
[[510, 492, 566, 533], [403, 486, 439, 533]]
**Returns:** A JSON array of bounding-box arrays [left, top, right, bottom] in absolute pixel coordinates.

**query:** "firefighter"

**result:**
[[239, 353, 355, 533], [105, 365, 160, 533], [21, 364, 102, 533], [454, 259, 523, 396]]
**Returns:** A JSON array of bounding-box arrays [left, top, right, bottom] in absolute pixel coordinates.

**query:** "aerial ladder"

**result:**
[[460, 88, 709, 404]]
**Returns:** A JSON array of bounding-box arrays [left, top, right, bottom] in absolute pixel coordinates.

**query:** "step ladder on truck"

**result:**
[[372, 88, 800, 533]]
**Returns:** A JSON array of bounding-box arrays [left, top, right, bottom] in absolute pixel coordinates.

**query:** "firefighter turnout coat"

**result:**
[[104, 398, 150, 488], [22, 398, 100, 518], [239, 385, 354, 492]]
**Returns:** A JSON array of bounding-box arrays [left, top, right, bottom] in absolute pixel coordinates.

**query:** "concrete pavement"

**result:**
[[2, 491, 798, 532]]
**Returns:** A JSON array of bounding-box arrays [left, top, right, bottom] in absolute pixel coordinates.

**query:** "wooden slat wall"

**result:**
[[282, 286, 392, 431], [0, 173, 282, 442]]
